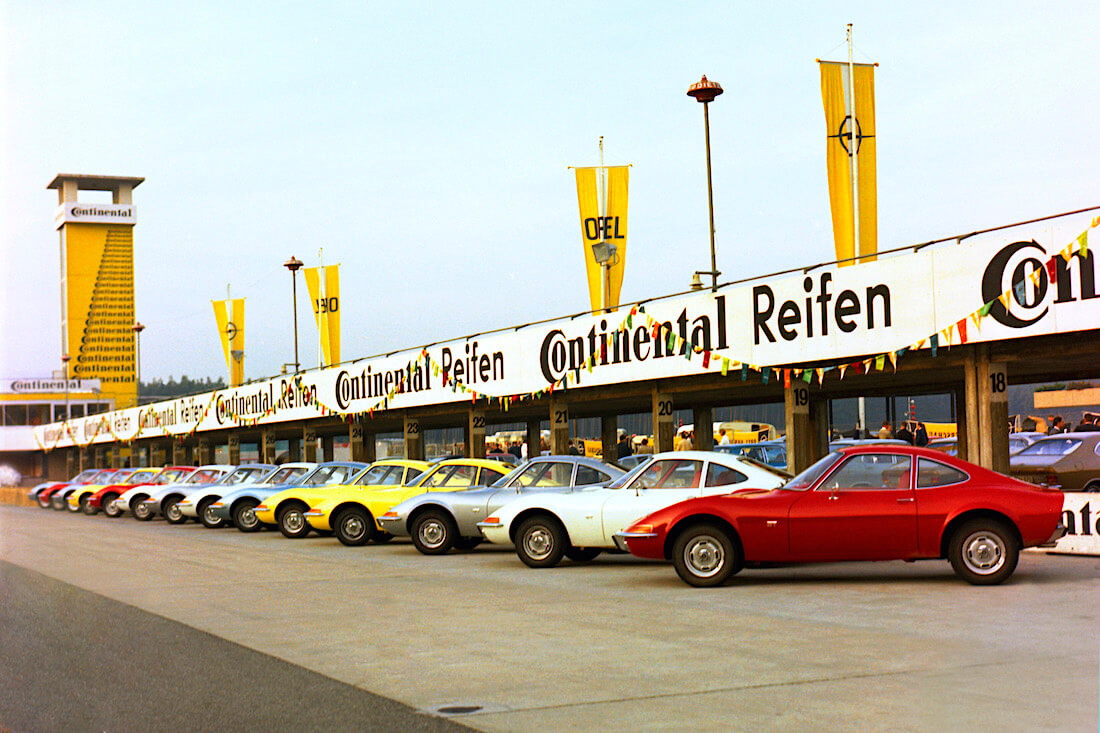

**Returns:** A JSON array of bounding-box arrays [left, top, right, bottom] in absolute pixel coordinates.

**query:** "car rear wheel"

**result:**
[[1083, 481, 1100, 493], [164, 497, 187, 524], [334, 508, 373, 546], [278, 504, 311, 539], [102, 494, 122, 518], [672, 524, 741, 588], [80, 495, 96, 515], [515, 516, 567, 568], [949, 519, 1019, 585], [36, 492, 51, 509], [233, 499, 261, 532], [411, 510, 458, 555], [51, 493, 67, 510], [199, 498, 225, 528], [132, 495, 153, 521]]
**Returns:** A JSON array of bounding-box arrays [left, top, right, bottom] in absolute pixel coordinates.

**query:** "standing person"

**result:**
[[675, 430, 693, 451], [635, 437, 654, 455], [718, 428, 731, 445], [1049, 416, 1066, 434], [507, 440, 523, 459], [617, 434, 633, 459], [850, 423, 862, 440], [1073, 413, 1100, 432], [877, 421, 893, 439], [896, 421, 914, 445], [567, 439, 581, 456], [914, 422, 929, 447]]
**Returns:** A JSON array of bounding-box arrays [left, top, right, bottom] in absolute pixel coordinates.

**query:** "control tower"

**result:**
[[47, 174, 144, 410]]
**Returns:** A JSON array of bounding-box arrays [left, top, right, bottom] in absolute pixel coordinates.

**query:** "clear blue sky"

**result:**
[[3, 1, 1098, 382]]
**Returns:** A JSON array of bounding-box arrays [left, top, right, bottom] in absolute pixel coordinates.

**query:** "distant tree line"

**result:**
[[139, 375, 226, 400]]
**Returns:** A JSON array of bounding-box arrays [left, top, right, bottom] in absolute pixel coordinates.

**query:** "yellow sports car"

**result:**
[[254, 458, 430, 539], [303, 458, 508, 546]]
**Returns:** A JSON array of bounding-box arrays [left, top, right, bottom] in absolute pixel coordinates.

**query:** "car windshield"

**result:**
[[89, 470, 115, 483], [491, 461, 530, 488], [262, 466, 310, 485], [784, 451, 843, 490], [303, 464, 361, 486], [606, 457, 654, 489], [125, 469, 158, 484], [155, 468, 192, 484], [221, 466, 268, 485], [187, 469, 223, 484], [1018, 438, 1081, 456]]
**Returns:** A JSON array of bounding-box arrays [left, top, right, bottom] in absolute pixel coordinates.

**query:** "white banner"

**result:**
[[1043, 493, 1100, 556], [34, 232, 1100, 449], [2, 378, 101, 394], [54, 202, 136, 229]]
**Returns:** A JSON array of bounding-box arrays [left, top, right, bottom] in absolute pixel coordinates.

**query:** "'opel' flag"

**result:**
[[212, 298, 245, 387], [575, 166, 629, 310], [820, 61, 877, 265], [304, 264, 341, 367]]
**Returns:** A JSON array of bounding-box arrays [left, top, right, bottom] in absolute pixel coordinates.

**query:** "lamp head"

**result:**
[[283, 255, 303, 272], [687, 75, 723, 103], [591, 240, 618, 265]]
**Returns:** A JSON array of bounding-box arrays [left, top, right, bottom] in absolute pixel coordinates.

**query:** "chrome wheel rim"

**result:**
[[133, 500, 150, 518], [418, 519, 446, 548], [104, 500, 119, 517], [684, 535, 725, 578], [961, 531, 1006, 575], [166, 504, 181, 521], [522, 526, 554, 561], [203, 506, 220, 524], [283, 511, 304, 533], [237, 507, 257, 529], [342, 515, 366, 540]]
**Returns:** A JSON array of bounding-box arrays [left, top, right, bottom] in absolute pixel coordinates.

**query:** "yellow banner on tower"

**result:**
[[820, 61, 877, 265], [575, 166, 629, 310], [303, 264, 341, 366], [212, 298, 245, 386]]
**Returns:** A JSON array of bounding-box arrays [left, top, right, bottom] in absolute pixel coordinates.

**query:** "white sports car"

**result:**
[[477, 450, 788, 568]]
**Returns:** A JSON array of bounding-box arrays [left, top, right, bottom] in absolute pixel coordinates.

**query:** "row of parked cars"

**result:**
[[28, 444, 1067, 587]]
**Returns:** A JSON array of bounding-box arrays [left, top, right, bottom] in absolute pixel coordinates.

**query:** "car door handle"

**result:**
[[897, 497, 914, 503]]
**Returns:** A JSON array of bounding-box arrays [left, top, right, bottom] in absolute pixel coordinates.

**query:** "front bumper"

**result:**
[[376, 515, 407, 536], [613, 530, 662, 558], [304, 511, 332, 532], [476, 521, 509, 545], [176, 500, 198, 518]]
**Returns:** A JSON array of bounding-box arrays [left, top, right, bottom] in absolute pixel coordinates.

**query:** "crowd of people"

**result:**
[[1040, 412, 1100, 433], [875, 420, 930, 446]]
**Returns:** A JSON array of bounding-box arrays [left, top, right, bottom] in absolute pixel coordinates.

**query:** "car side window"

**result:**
[[916, 458, 969, 488], [705, 463, 748, 487], [356, 466, 395, 485], [575, 466, 605, 486], [441, 465, 477, 487], [818, 454, 912, 490], [635, 459, 703, 489], [512, 462, 550, 487], [478, 468, 506, 486], [540, 462, 574, 486], [422, 466, 455, 487], [403, 467, 424, 483]]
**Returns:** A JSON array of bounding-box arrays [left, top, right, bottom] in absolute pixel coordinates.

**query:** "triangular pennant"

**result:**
[[875, 355, 885, 371], [998, 292, 1011, 310], [816, 368, 825, 383], [783, 369, 791, 388], [888, 351, 897, 371], [1078, 230, 1089, 259], [720, 357, 728, 376], [802, 369, 813, 383], [930, 333, 939, 356], [957, 318, 968, 344], [838, 363, 848, 379]]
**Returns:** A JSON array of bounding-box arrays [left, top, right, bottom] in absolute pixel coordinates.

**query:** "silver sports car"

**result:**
[[377, 455, 628, 554]]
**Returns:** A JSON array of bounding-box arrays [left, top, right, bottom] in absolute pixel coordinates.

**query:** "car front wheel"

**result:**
[[411, 510, 458, 555], [672, 524, 741, 588], [164, 497, 187, 524], [278, 504, 311, 539], [515, 516, 567, 568], [199, 498, 225, 528], [949, 519, 1019, 585], [80, 495, 96, 515], [102, 494, 121, 518], [132, 495, 153, 521], [233, 499, 261, 532], [334, 508, 373, 546]]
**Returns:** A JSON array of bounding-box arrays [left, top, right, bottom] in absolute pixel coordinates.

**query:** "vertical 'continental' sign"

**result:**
[[55, 201, 138, 409]]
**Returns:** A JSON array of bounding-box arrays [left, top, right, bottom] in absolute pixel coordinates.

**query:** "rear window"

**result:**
[[1018, 439, 1081, 456], [916, 458, 969, 488]]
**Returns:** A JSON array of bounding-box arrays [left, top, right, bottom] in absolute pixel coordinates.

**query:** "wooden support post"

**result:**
[[350, 422, 375, 463], [652, 390, 674, 453], [954, 388, 968, 461], [322, 434, 335, 462], [549, 401, 569, 456], [526, 418, 542, 459], [963, 351, 981, 465], [172, 440, 187, 465], [693, 406, 714, 451], [111, 444, 121, 469], [468, 408, 486, 459], [65, 450, 76, 478], [197, 439, 211, 466], [601, 414, 618, 461], [404, 414, 424, 460], [303, 427, 318, 462], [785, 381, 814, 474]]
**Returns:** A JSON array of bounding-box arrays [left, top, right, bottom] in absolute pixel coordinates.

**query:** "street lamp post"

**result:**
[[687, 75, 724, 292], [132, 322, 145, 406], [60, 353, 71, 422], [283, 256, 303, 373]]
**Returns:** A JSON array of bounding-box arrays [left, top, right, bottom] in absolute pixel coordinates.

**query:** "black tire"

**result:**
[[1083, 481, 1100, 493], [515, 516, 567, 568], [199, 498, 225, 528], [278, 503, 312, 539], [948, 519, 1019, 585], [233, 499, 261, 532], [80, 494, 96, 515], [672, 524, 741, 588], [102, 493, 122, 518], [67, 494, 84, 512], [52, 492, 69, 510], [162, 496, 186, 524], [564, 546, 601, 563], [334, 508, 373, 546], [132, 495, 153, 521], [454, 536, 483, 551], [36, 492, 51, 509], [410, 510, 458, 555]]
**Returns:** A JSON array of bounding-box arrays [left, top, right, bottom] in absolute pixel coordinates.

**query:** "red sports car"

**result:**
[[616, 445, 1065, 586]]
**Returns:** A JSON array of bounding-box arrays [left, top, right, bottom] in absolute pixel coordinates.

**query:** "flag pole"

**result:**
[[847, 23, 860, 263]]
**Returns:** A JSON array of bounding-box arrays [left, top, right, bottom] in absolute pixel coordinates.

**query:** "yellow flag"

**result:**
[[212, 298, 245, 386], [304, 265, 341, 366], [576, 165, 629, 310], [820, 61, 877, 265]]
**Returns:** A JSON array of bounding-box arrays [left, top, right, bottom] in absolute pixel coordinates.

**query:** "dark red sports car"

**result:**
[[616, 445, 1065, 586]]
